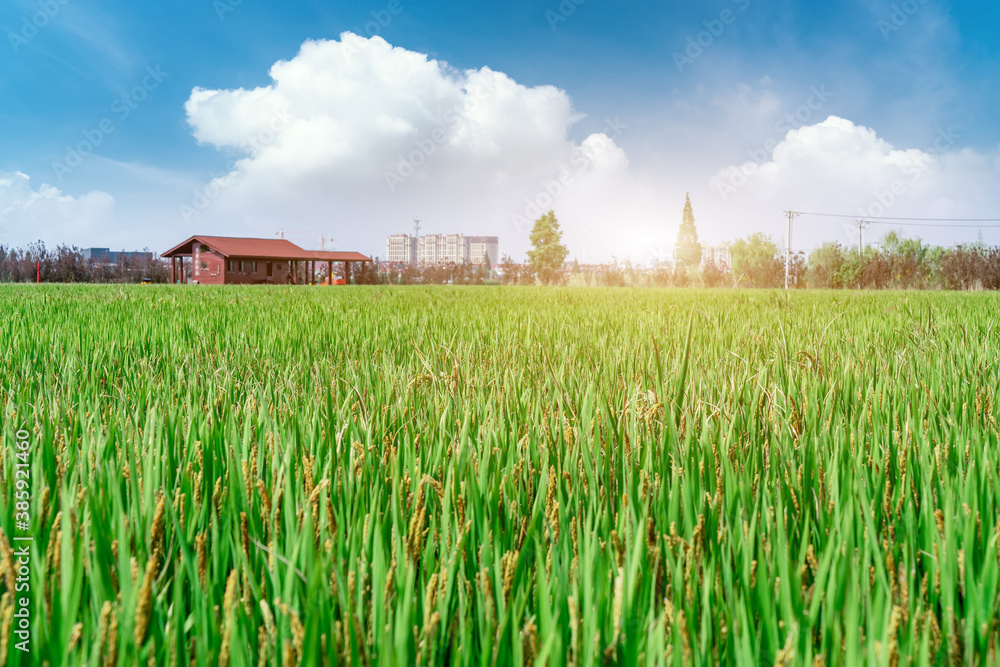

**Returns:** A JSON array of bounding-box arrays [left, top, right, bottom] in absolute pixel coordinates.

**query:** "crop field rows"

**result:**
[[0, 285, 998, 665]]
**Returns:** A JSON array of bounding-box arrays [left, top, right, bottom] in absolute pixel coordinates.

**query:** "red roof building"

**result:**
[[162, 235, 372, 285]]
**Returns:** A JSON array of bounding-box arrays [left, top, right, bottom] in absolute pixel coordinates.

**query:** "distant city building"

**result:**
[[386, 233, 498, 266], [385, 234, 418, 264], [700, 242, 730, 267], [83, 248, 153, 265], [468, 236, 499, 266], [418, 234, 468, 265]]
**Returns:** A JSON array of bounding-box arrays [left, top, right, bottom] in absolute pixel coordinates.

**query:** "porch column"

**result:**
[[344, 261, 352, 284], [328, 261, 332, 285], [170, 257, 175, 284], [292, 261, 297, 284]]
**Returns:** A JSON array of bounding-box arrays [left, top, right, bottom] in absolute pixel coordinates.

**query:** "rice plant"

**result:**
[[0, 285, 998, 665]]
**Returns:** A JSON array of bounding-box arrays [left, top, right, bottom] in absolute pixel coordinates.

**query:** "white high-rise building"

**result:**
[[391, 233, 498, 266], [441, 234, 469, 263], [701, 242, 731, 267], [417, 234, 441, 265], [468, 236, 499, 266], [385, 234, 418, 264]]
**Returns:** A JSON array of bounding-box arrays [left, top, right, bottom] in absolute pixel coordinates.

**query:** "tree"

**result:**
[[939, 244, 986, 290], [480, 251, 492, 282], [571, 258, 580, 274], [729, 233, 783, 288], [880, 231, 928, 289], [527, 210, 569, 285], [675, 193, 702, 269], [701, 260, 728, 288], [807, 242, 846, 289]]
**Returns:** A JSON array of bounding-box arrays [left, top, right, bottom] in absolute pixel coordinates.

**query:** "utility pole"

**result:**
[[783, 211, 799, 290], [857, 219, 870, 259], [413, 217, 421, 239]]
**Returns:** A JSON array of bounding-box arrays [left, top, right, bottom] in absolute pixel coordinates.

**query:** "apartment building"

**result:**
[[701, 242, 731, 267], [387, 232, 499, 266]]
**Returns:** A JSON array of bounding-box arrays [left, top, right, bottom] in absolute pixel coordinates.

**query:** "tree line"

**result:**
[[6, 217, 1000, 290], [579, 231, 1000, 290], [0, 243, 169, 283], [0, 242, 499, 286], [510, 205, 1000, 290]]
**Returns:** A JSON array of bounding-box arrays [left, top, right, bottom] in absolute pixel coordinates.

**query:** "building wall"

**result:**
[[441, 234, 469, 263], [468, 236, 499, 265], [221, 256, 292, 284], [187, 249, 295, 285], [192, 246, 225, 285], [386, 234, 417, 264], [417, 235, 440, 265]]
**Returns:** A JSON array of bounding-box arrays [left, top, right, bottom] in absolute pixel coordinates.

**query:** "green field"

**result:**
[[1, 285, 999, 665]]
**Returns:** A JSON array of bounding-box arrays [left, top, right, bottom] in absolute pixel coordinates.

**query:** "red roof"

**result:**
[[300, 250, 372, 262], [162, 235, 370, 262]]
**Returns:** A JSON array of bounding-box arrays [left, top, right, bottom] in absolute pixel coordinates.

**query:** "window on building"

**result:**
[[239, 261, 245, 272], [252, 261, 257, 273], [227, 261, 234, 272]]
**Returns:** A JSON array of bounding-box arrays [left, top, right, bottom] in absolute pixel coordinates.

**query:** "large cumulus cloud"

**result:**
[[706, 116, 1000, 250], [181, 33, 656, 261]]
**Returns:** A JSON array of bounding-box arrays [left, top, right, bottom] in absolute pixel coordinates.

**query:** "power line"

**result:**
[[866, 221, 1000, 228], [795, 211, 1000, 226]]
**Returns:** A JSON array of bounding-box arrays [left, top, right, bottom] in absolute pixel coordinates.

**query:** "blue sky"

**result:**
[[1, 0, 998, 259]]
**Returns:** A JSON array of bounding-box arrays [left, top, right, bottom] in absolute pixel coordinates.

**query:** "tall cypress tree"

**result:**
[[675, 193, 702, 268]]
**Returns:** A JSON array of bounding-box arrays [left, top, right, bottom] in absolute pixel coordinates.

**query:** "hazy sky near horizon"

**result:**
[[1, 0, 999, 262]]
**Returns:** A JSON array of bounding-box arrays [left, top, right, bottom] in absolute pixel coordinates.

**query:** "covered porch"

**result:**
[[287, 251, 372, 285]]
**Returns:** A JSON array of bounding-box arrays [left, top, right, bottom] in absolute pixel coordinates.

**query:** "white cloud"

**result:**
[[12, 36, 993, 262], [0, 172, 116, 248], [182, 33, 659, 261], [706, 116, 1000, 250]]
